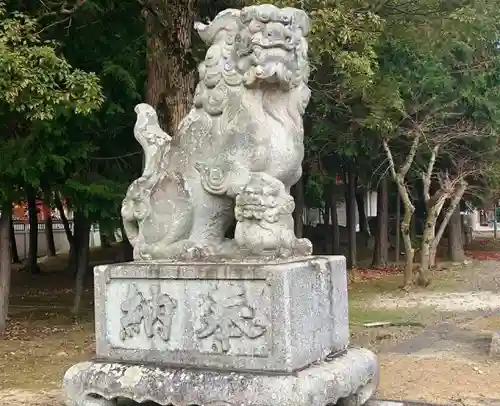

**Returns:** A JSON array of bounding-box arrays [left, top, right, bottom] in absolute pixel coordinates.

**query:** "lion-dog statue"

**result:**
[[121, 4, 313, 260]]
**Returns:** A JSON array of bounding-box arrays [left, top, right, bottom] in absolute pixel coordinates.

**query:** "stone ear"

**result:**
[[195, 8, 242, 45]]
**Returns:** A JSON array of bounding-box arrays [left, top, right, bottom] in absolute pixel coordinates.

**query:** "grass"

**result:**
[[345, 261, 476, 349], [464, 315, 500, 332], [348, 303, 427, 326]]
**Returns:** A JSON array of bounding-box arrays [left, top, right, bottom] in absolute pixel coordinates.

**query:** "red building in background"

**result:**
[[12, 200, 67, 223]]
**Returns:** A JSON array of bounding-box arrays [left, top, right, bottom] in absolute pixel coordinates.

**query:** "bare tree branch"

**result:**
[[37, 0, 89, 32], [60, 0, 88, 14], [432, 180, 468, 251], [422, 144, 439, 203], [399, 131, 421, 178]]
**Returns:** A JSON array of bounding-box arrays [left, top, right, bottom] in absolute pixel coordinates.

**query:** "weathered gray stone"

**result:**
[[94, 256, 349, 373], [62, 347, 379, 406], [121, 4, 313, 261]]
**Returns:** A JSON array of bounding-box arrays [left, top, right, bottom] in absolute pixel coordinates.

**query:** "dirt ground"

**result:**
[[352, 254, 500, 405], [2, 242, 500, 405]]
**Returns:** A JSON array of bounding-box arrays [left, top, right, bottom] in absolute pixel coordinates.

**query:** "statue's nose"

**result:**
[[261, 23, 292, 43]]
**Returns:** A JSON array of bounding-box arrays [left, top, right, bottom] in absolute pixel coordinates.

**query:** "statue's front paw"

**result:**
[[181, 245, 216, 260], [181, 246, 205, 260], [293, 238, 313, 256], [134, 243, 152, 260]]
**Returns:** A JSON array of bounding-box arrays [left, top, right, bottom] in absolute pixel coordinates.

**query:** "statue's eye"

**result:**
[[235, 34, 241, 42]]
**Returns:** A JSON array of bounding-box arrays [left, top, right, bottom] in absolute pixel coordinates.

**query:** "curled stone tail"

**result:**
[[133, 103, 172, 179]]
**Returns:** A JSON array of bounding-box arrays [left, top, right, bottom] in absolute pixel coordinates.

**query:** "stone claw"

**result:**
[[294, 238, 313, 256]]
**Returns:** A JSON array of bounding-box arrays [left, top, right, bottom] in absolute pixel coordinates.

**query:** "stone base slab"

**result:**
[[62, 347, 378, 406], [94, 256, 348, 373]]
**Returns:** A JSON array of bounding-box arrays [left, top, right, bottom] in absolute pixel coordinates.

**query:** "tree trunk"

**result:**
[[100, 232, 110, 248], [430, 182, 467, 267], [345, 169, 357, 269], [462, 213, 472, 247], [26, 187, 40, 274], [54, 192, 73, 248], [70, 212, 86, 274], [410, 215, 417, 240], [99, 222, 112, 248], [108, 229, 117, 243], [323, 189, 331, 226], [419, 197, 446, 285], [54, 192, 75, 270], [144, 0, 197, 136], [400, 197, 415, 288], [330, 187, 340, 255], [372, 176, 389, 267], [395, 194, 401, 262], [447, 205, 465, 262], [71, 211, 91, 315], [322, 185, 331, 254], [292, 177, 305, 238], [9, 220, 20, 264], [421, 199, 444, 270], [0, 203, 12, 334], [420, 221, 433, 275], [44, 189, 56, 257], [382, 137, 421, 289], [355, 185, 371, 247]]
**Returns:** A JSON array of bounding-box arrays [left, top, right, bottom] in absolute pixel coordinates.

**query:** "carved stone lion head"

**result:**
[[195, 4, 309, 91], [236, 5, 309, 89]]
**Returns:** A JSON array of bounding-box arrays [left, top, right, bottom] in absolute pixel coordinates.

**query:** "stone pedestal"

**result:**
[[62, 256, 379, 405]]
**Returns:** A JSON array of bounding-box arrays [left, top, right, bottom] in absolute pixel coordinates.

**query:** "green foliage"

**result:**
[[267, 0, 500, 203], [2, 0, 500, 223], [45, 0, 146, 219], [0, 5, 103, 120], [365, 0, 500, 205], [0, 2, 104, 206], [364, 0, 500, 138]]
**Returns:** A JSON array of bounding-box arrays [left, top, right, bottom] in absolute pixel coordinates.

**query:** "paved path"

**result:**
[[369, 400, 500, 406]]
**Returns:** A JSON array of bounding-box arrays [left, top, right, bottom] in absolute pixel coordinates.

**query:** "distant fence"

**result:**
[[12, 221, 77, 232], [11, 221, 101, 259]]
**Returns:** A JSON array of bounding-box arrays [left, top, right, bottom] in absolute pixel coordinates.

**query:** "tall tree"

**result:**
[[71, 210, 91, 314], [26, 187, 40, 273], [43, 188, 57, 257], [141, 0, 198, 135], [447, 204, 465, 262], [345, 168, 357, 269], [372, 175, 389, 266], [355, 181, 371, 247], [0, 4, 103, 329], [0, 203, 11, 334], [9, 219, 19, 264], [329, 187, 341, 255], [365, 0, 500, 286]]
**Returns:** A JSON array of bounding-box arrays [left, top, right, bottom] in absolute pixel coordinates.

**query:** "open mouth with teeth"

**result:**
[[249, 46, 296, 85]]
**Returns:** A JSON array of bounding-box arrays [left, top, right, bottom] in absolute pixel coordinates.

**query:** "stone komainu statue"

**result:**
[[121, 5, 313, 260]]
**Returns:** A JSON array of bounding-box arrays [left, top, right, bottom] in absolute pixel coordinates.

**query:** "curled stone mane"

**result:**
[[193, 4, 310, 118]]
